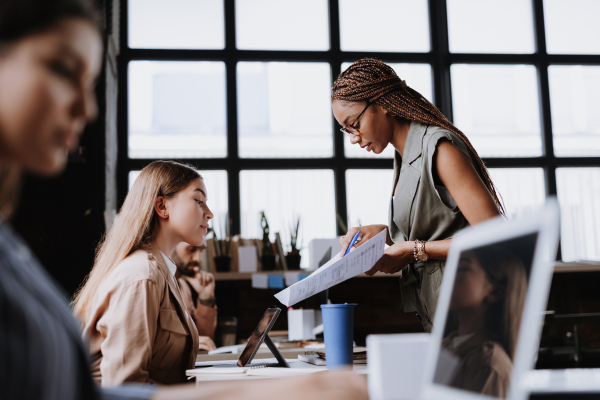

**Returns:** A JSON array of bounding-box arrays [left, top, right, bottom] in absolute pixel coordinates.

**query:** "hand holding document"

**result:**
[[274, 229, 387, 307]]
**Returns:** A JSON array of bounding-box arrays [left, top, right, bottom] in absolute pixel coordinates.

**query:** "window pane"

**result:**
[[128, 170, 229, 223], [129, 0, 224, 49], [451, 64, 542, 157], [240, 170, 336, 267], [235, 0, 329, 50], [129, 61, 227, 158], [238, 62, 332, 158], [339, 0, 430, 52], [544, 0, 600, 55], [342, 63, 433, 159], [447, 0, 534, 54], [549, 65, 600, 157], [557, 168, 600, 262], [488, 168, 546, 219], [346, 169, 394, 228]]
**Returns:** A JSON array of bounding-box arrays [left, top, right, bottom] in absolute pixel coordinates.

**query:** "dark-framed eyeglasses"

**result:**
[[340, 102, 371, 138]]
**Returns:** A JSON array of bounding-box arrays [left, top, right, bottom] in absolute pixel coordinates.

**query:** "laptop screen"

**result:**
[[432, 232, 538, 399]]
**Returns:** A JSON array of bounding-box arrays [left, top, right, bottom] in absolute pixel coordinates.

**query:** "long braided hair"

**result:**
[[332, 58, 505, 214]]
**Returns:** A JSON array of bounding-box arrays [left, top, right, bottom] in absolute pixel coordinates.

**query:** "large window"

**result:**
[[119, 0, 600, 263]]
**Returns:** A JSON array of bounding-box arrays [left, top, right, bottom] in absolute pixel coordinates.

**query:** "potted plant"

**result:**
[[260, 211, 276, 271], [213, 215, 232, 272], [285, 216, 301, 270]]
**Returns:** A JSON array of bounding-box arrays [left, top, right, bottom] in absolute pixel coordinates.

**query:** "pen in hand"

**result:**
[[343, 231, 361, 257]]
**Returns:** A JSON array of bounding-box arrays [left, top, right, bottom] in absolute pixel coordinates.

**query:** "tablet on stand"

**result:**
[[236, 307, 289, 368]]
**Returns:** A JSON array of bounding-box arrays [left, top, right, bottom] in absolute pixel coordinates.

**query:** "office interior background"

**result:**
[[11, 0, 600, 295]]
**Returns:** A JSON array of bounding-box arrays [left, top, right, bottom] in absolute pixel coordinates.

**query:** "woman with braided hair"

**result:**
[[336, 59, 503, 332]]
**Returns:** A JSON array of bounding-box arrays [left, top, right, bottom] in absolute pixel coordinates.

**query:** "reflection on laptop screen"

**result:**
[[237, 308, 279, 367], [433, 233, 538, 399]]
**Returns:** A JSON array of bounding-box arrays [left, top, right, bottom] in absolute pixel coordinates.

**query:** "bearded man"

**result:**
[[171, 243, 218, 351]]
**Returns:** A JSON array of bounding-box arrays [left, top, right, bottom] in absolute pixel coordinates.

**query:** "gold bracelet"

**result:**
[[413, 240, 419, 260], [414, 240, 429, 262]]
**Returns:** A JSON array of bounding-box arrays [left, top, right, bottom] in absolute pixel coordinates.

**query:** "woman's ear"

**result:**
[[154, 196, 168, 219]]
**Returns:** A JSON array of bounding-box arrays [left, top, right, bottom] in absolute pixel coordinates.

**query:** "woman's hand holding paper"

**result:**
[[340, 224, 389, 255]]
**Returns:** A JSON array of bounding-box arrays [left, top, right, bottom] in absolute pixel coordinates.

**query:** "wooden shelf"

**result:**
[[213, 270, 402, 281], [213, 261, 600, 281], [554, 261, 600, 273]]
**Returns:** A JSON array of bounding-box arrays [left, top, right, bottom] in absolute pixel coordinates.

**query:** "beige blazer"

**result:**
[[84, 244, 200, 386]]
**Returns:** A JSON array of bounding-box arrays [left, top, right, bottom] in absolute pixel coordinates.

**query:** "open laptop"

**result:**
[[420, 199, 560, 400]]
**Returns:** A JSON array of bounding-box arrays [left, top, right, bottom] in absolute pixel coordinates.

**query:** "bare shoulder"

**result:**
[[431, 139, 480, 186], [434, 139, 473, 169], [430, 135, 500, 223]]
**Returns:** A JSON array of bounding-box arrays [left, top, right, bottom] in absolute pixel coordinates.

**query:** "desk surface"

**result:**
[[189, 353, 366, 383]]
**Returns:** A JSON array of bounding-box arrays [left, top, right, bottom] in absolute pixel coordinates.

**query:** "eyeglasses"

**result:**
[[340, 102, 371, 138]]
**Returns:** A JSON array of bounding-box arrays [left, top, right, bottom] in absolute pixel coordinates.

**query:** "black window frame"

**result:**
[[118, 0, 600, 259]]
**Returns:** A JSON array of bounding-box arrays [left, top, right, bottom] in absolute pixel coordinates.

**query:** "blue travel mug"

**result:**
[[320, 303, 357, 370]]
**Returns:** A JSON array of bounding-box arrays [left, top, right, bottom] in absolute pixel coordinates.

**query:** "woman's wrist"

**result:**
[[407, 241, 416, 259]]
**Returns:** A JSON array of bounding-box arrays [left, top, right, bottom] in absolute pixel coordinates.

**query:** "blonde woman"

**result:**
[[73, 160, 213, 386]]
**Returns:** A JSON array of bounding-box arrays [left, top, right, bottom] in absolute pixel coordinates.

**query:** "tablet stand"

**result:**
[[263, 335, 290, 368]]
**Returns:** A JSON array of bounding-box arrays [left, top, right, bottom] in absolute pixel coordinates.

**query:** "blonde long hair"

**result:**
[[72, 160, 201, 322]]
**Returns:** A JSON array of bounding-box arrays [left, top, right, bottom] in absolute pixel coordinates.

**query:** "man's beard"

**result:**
[[178, 261, 199, 277]]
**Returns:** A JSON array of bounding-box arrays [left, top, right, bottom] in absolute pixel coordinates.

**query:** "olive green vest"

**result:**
[[388, 121, 474, 332]]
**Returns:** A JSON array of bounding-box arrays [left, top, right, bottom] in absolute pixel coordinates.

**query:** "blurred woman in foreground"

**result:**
[[0, 0, 367, 399]]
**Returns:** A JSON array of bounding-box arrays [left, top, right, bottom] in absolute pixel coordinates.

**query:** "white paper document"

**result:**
[[274, 229, 387, 307]]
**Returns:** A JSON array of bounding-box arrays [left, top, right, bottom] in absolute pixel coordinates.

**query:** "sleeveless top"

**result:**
[[388, 121, 475, 332]]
